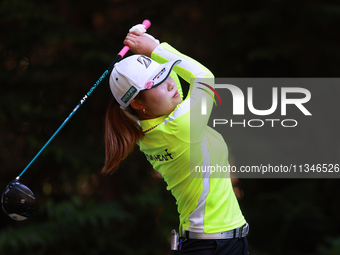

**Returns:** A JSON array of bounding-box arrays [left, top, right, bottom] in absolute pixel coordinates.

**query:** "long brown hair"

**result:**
[[101, 94, 144, 175]]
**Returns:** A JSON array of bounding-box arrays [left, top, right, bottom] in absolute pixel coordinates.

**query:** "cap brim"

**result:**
[[145, 59, 181, 90]]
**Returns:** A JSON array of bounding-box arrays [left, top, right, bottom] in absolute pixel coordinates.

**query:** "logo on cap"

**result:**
[[137, 56, 151, 68], [153, 68, 166, 81], [121, 86, 137, 104]]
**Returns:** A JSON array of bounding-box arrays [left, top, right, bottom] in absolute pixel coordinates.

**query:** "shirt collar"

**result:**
[[139, 115, 167, 133]]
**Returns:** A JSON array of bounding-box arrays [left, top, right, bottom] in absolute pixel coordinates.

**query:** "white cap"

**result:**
[[109, 55, 181, 109]]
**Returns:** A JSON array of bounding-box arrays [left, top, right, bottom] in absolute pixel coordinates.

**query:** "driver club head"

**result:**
[[1, 180, 35, 221]]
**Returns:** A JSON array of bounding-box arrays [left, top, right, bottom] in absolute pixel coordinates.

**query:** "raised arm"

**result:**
[[151, 43, 215, 141]]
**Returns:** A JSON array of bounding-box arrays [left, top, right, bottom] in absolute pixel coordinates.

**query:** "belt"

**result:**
[[183, 222, 249, 240]]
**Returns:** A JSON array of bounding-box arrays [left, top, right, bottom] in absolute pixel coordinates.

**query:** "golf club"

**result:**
[[1, 19, 151, 221]]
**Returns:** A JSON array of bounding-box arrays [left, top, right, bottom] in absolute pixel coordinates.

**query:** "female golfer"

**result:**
[[102, 24, 249, 255]]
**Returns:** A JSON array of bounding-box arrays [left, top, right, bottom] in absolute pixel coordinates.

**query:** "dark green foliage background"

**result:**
[[1, 0, 340, 254]]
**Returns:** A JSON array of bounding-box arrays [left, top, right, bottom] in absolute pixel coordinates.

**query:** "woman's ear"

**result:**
[[131, 98, 145, 110]]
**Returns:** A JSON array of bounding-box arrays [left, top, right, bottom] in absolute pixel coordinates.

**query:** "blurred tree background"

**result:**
[[1, 0, 340, 254]]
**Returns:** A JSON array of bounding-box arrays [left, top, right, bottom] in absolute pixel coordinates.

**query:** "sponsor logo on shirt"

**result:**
[[145, 149, 173, 162]]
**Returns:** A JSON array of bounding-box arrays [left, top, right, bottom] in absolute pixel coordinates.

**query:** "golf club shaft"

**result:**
[[17, 19, 151, 180]]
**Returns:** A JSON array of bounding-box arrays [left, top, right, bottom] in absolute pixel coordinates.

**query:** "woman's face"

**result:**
[[142, 76, 182, 118]]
